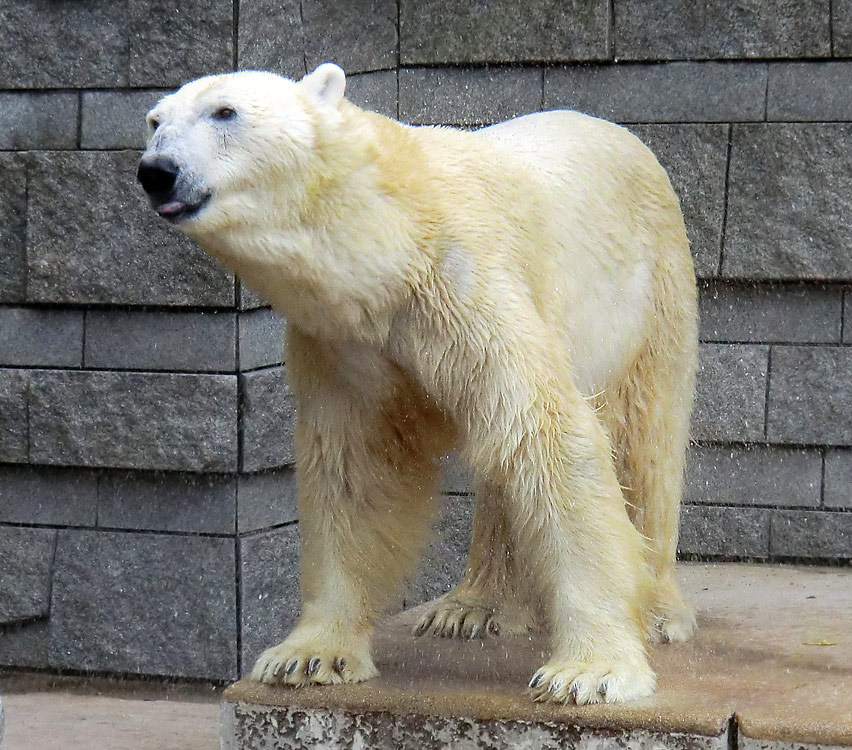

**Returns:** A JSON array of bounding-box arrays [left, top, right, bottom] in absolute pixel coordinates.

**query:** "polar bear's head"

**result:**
[[136, 63, 347, 234]]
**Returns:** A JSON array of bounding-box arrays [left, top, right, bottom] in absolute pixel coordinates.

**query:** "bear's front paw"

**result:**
[[527, 660, 655, 705], [250, 639, 378, 687]]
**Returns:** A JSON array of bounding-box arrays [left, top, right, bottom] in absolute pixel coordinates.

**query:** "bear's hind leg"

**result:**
[[605, 272, 698, 644], [414, 479, 536, 639], [612, 347, 697, 644]]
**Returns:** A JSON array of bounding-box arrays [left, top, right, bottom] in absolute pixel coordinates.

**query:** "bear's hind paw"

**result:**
[[413, 599, 502, 640], [648, 587, 697, 644]]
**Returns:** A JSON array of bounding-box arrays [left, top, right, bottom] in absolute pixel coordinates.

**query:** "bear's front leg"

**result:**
[[444, 334, 656, 704], [251, 328, 449, 687]]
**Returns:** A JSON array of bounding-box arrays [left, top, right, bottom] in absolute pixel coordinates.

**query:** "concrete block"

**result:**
[[833, 0, 852, 55], [399, 67, 542, 126], [237, 283, 269, 311], [679, 505, 770, 558], [685, 445, 822, 508], [237, 469, 299, 534], [0, 307, 84, 367], [99, 471, 236, 535], [238, 308, 286, 372], [440, 453, 474, 495], [0, 527, 56, 624], [767, 346, 852, 446], [127, 0, 233, 87], [0, 620, 50, 669], [698, 283, 842, 343], [824, 449, 852, 509], [0, 0, 232, 89], [81, 89, 166, 150], [27, 150, 235, 306], [85, 310, 236, 372], [691, 344, 769, 442], [724, 124, 852, 281], [631, 125, 729, 278], [544, 62, 767, 123], [0, 466, 98, 526], [405, 496, 473, 608], [400, 0, 609, 64], [28, 370, 239, 472], [346, 70, 398, 119], [240, 525, 300, 674], [845, 292, 852, 344], [238, 0, 305, 79], [614, 0, 830, 60], [50, 530, 237, 680], [0, 1, 127, 88], [0, 369, 28, 463], [303, 0, 397, 74], [738, 734, 852, 750], [0, 92, 78, 149], [770, 510, 852, 559], [222, 700, 730, 750], [0, 153, 27, 303], [768, 62, 852, 122], [240, 368, 296, 472], [223, 563, 851, 750]]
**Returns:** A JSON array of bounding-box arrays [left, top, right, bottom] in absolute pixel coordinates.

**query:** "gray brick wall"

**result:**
[[1, 0, 851, 685]]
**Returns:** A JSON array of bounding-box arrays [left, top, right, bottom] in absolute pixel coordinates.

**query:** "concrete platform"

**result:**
[[222, 563, 852, 750]]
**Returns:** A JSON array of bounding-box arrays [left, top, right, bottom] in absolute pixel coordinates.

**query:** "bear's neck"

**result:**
[[207, 110, 445, 346]]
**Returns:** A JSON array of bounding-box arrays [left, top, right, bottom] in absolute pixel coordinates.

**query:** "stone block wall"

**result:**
[[1, 0, 850, 683]]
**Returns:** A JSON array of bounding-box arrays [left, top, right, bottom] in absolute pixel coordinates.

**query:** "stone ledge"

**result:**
[[222, 564, 852, 749], [222, 702, 729, 749]]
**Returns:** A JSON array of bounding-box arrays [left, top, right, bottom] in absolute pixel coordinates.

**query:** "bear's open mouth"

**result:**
[[155, 194, 211, 223]]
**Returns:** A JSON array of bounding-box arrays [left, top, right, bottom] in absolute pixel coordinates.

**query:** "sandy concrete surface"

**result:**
[[0, 677, 221, 750], [227, 563, 852, 747]]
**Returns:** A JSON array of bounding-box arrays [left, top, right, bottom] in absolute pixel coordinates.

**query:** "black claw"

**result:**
[[333, 657, 347, 673], [568, 682, 579, 696], [487, 619, 500, 636], [285, 659, 299, 676], [306, 657, 321, 676], [528, 671, 544, 689], [414, 615, 435, 637]]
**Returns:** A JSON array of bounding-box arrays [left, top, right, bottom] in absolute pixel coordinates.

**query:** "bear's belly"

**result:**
[[556, 260, 653, 396]]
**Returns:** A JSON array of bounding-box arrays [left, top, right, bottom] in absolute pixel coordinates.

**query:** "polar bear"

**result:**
[[138, 63, 697, 704]]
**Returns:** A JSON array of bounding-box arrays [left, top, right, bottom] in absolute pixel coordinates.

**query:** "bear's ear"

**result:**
[[302, 63, 346, 107]]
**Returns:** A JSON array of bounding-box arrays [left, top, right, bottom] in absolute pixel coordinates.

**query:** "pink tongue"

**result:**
[[157, 201, 185, 216]]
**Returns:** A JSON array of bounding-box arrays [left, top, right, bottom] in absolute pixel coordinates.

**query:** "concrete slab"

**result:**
[[223, 563, 852, 749]]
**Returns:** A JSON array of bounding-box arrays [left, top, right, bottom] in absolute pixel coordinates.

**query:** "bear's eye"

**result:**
[[212, 106, 236, 121]]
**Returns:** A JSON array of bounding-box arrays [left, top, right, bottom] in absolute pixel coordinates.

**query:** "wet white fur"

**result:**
[[145, 63, 698, 704]]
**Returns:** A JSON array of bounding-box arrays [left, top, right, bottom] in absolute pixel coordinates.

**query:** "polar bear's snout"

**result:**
[[137, 152, 211, 223], [137, 155, 179, 198]]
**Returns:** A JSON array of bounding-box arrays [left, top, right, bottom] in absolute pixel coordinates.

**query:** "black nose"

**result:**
[[137, 156, 179, 196]]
